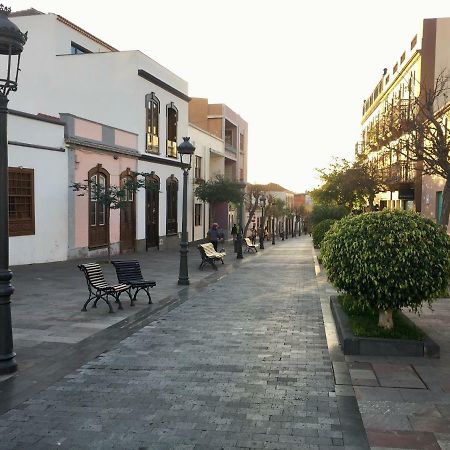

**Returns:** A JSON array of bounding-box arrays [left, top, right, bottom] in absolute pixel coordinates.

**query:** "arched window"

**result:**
[[166, 175, 178, 235], [88, 165, 110, 248], [166, 102, 178, 158], [145, 92, 160, 153]]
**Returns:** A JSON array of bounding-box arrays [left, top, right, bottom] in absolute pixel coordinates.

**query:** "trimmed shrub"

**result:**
[[312, 219, 337, 248], [321, 210, 450, 329], [310, 205, 349, 226]]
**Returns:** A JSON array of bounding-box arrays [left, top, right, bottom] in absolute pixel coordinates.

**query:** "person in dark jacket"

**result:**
[[208, 223, 220, 251]]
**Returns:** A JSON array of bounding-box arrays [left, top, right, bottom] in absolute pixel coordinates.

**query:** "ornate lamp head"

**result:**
[[0, 5, 27, 96]]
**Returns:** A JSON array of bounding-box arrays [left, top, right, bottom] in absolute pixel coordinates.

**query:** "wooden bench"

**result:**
[[111, 260, 156, 305], [198, 242, 226, 271], [78, 263, 130, 313], [244, 237, 258, 253]]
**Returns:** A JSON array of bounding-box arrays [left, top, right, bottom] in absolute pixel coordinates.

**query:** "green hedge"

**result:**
[[312, 219, 337, 248], [310, 205, 349, 226], [321, 210, 450, 313]]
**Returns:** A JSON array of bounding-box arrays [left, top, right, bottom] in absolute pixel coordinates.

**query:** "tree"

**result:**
[[311, 157, 386, 212], [71, 172, 149, 261], [243, 184, 266, 237], [267, 196, 285, 235], [194, 175, 244, 205], [382, 71, 450, 227], [321, 210, 450, 330]]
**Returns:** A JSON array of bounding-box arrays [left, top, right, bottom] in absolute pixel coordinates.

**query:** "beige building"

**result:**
[[358, 17, 450, 227], [188, 98, 248, 238]]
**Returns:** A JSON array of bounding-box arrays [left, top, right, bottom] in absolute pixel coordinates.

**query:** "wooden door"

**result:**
[[120, 172, 136, 252], [146, 174, 160, 249], [88, 166, 109, 249]]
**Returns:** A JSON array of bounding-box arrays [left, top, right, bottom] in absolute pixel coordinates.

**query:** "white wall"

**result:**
[[8, 114, 68, 265], [11, 13, 191, 243]]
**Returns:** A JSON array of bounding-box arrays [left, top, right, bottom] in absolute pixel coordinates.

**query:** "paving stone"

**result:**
[[0, 239, 368, 449]]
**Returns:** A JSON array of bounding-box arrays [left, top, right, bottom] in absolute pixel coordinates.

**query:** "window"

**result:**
[[393, 63, 398, 74], [90, 171, 107, 227], [194, 155, 202, 180], [71, 41, 91, 55], [8, 167, 34, 236], [194, 204, 202, 226], [166, 103, 178, 158], [400, 52, 406, 64], [411, 35, 417, 50], [166, 176, 178, 234], [436, 191, 443, 223], [240, 168, 244, 181], [240, 133, 245, 152], [225, 128, 233, 147], [145, 93, 160, 153]]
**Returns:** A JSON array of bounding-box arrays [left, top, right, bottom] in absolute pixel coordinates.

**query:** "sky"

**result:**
[[10, 0, 450, 193]]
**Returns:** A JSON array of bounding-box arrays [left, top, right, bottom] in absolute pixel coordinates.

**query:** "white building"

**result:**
[[8, 110, 67, 265], [10, 8, 192, 262]]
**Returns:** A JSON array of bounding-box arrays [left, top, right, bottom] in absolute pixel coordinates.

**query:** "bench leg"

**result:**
[[113, 293, 124, 311], [81, 292, 95, 312], [144, 287, 153, 304], [126, 289, 136, 307]]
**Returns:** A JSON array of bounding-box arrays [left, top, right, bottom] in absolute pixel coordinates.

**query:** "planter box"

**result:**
[[330, 296, 440, 357]]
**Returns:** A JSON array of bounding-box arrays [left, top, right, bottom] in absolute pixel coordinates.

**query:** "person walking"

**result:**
[[207, 223, 220, 251], [231, 224, 238, 252]]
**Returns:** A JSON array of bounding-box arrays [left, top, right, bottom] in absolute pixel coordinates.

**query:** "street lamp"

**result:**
[[0, 6, 27, 375], [177, 137, 195, 286], [259, 194, 266, 250], [236, 181, 246, 260]]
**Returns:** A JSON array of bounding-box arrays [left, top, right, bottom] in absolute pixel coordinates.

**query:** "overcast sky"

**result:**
[[11, 0, 450, 192]]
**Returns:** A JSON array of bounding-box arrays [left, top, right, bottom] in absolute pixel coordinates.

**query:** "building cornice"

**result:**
[[138, 69, 190, 102], [9, 109, 65, 125], [56, 15, 117, 52], [139, 153, 186, 169], [8, 141, 65, 152], [65, 137, 139, 157]]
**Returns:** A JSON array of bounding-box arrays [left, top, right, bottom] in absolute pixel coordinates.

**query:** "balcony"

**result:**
[[379, 161, 415, 189]]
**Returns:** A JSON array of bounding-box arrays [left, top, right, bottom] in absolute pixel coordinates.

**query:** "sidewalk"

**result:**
[[0, 237, 368, 449], [315, 252, 450, 450], [0, 241, 238, 413]]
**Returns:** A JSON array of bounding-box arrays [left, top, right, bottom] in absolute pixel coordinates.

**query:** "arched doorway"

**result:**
[[119, 169, 136, 252], [88, 165, 109, 249], [146, 173, 160, 249]]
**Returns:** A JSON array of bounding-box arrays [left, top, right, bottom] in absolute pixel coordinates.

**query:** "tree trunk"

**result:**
[[378, 309, 393, 330], [368, 194, 375, 212], [244, 203, 258, 237], [440, 177, 450, 229]]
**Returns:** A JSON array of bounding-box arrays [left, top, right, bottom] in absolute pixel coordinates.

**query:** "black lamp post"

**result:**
[[236, 181, 246, 260], [259, 194, 266, 250], [177, 137, 195, 286], [0, 6, 27, 375]]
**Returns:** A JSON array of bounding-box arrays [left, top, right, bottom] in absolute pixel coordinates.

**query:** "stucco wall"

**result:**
[[72, 148, 137, 251], [8, 114, 67, 265]]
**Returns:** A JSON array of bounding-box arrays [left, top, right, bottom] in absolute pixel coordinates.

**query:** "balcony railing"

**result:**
[[378, 161, 415, 185]]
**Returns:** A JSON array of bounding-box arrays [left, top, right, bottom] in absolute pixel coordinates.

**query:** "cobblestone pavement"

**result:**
[[0, 238, 368, 449]]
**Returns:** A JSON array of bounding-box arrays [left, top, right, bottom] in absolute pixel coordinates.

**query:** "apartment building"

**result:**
[[189, 98, 248, 238], [9, 8, 190, 263], [358, 17, 450, 227]]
